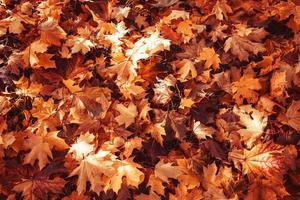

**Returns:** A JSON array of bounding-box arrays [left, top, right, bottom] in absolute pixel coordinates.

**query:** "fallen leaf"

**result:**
[[199, 47, 221, 70], [13, 177, 65, 200], [154, 160, 184, 182], [115, 102, 137, 128], [229, 142, 285, 180], [224, 35, 266, 61], [231, 74, 262, 105], [69, 150, 116, 194], [286, 100, 300, 131]]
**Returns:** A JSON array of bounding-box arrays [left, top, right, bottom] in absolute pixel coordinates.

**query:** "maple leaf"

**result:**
[[212, 0, 233, 21], [8, 17, 24, 34], [1, 13, 34, 35], [161, 25, 181, 42], [202, 162, 235, 200], [118, 82, 145, 100], [135, 14, 149, 29], [162, 10, 190, 24], [270, 70, 288, 99], [112, 6, 130, 21], [233, 105, 267, 147], [245, 178, 289, 200], [154, 160, 184, 182], [209, 24, 228, 42], [23, 128, 69, 170], [13, 177, 65, 200], [199, 47, 221, 70], [23, 134, 53, 170], [168, 111, 188, 140], [231, 74, 262, 105], [39, 17, 66, 46], [138, 99, 152, 121], [22, 40, 49, 68], [115, 102, 137, 128], [193, 121, 215, 140], [176, 59, 197, 81], [123, 137, 143, 158], [63, 79, 82, 93], [69, 150, 116, 194], [176, 159, 201, 190], [75, 87, 112, 118], [286, 100, 300, 131], [0, 133, 15, 150], [176, 20, 194, 43], [148, 174, 165, 196], [153, 75, 176, 105], [69, 132, 95, 161], [229, 142, 285, 180], [179, 97, 195, 109], [109, 160, 144, 193], [32, 53, 56, 69], [145, 120, 166, 146], [13, 76, 43, 98], [126, 31, 171, 67], [66, 36, 95, 54], [224, 35, 266, 61]]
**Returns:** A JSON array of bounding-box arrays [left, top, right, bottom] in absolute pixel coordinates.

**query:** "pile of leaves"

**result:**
[[0, 0, 300, 199]]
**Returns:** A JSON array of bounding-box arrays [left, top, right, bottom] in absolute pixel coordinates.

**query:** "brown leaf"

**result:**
[[286, 100, 300, 131], [13, 177, 65, 200], [229, 142, 285, 180], [224, 35, 265, 61]]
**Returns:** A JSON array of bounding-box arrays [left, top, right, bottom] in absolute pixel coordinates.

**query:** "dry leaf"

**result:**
[[154, 160, 184, 182], [115, 102, 138, 128], [199, 47, 221, 70], [286, 100, 300, 131], [229, 142, 285, 180]]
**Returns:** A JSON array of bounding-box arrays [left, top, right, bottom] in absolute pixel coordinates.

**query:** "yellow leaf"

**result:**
[[177, 59, 197, 81], [179, 97, 195, 109], [176, 20, 194, 43], [63, 79, 82, 93], [199, 47, 221, 70]]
